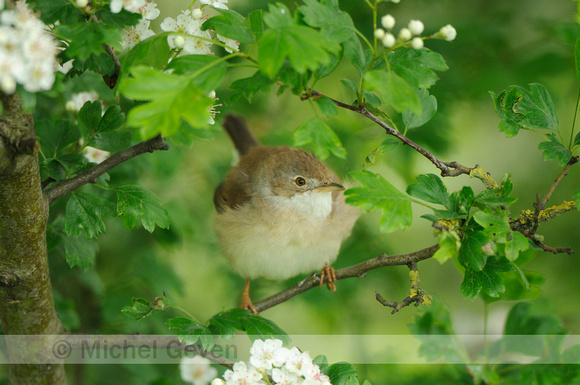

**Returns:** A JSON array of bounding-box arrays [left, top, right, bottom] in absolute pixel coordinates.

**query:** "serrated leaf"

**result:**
[[538, 134, 573, 166], [249, 9, 264, 40], [207, 308, 247, 340], [78, 101, 103, 139], [388, 48, 448, 89], [461, 256, 513, 300], [345, 170, 412, 233], [242, 315, 290, 345], [293, 117, 346, 159], [343, 33, 365, 73], [31, 0, 79, 24], [364, 70, 421, 115], [99, 8, 141, 28], [121, 298, 156, 320], [166, 55, 228, 93], [201, 9, 254, 43], [119, 66, 214, 139], [340, 78, 358, 95], [433, 230, 461, 264], [230, 70, 275, 103], [403, 89, 437, 129], [459, 231, 493, 271], [62, 235, 98, 271], [36, 119, 81, 158], [57, 23, 121, 61], [115, 185, 169, 232], [263, 3, 294, 28], [406, 173, 449, 206], [98, 105, 125, 132], [327, 362, 358, 385], [315, 97, 339, 118], [473, 211, 511, 238], [65, 192, 116, 239], [166, 317, 214, 349], [313, 355, 329, 372], [505, 231, 529, 261], [120, 33, 172, 74]]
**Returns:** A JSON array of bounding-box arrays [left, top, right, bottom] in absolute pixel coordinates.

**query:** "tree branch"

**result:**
[[253, 244, 439, 313], [541, 156, 579, 208], [306, 90, 478, 178], [44, 135, 169, 203]]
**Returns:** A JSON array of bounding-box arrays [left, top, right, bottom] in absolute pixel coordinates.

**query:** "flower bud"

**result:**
[[408, 19, 424, 35], [398, 28, 412, 41], [411, 37, 424, 49], [381, 14, 395, 30], [374, 28, 386, 39], [192, 8, 203, 20], [381, 33, 396, 48], [439, 24, 457, 41], [76, 0, 88, 7], [1, 76, 16, 94], [174, 35, 186, 49]]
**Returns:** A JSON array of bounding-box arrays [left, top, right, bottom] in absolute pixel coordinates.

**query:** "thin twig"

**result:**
[[307, 90, 474, 178], [520, 229, 574, 255], [253, 244, 439, 313], [44, 135, 169, 203], [541, 156, 579, 208]]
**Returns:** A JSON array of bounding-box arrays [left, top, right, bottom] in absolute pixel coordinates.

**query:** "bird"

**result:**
[[213, 115, 359, 312]]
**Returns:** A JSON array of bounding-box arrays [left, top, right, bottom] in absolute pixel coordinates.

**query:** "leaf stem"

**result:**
[[570, 89, 580, 150]]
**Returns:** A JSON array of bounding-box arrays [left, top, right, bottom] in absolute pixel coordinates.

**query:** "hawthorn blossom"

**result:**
[[408, 19, 424, 35], [180, 356, 218, 385], [110, 0, 146, 14], [83, 146, 110, 164], [249, 339, 289, 370], [380, 14, 395, 30], [223, 361, 265, 385], [217, 34, 239, 53], [199, 0, 228, 10], [439, 24, 457, 41], [381, 33, 395, 48], [65, 91, 100, 112], [0, 1, 58, 93], [411, 37, 424, 49], [160, 10, 212, 55], [120, 0, 159, 50]]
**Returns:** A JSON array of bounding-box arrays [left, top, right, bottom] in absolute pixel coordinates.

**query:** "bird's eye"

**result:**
[[294, 177, 306, 186]]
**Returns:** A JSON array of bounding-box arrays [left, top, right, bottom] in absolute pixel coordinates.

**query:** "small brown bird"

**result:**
[[214, 115, 359, 312]]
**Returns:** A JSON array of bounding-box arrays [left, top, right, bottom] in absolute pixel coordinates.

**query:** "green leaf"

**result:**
[[538, 134, 573, 166], [459, 231, 494, 271], [62, 235, 98, 270], [387, 48, 448, 89], [406, 173, 449, 206], [263, 3, 294, 28], [299, 0, 356, 43], [258, 26, 340, 78], [340, 78, 358, 96], [364, 70, 421, 115], [119, 66, 214, 139], [474, 179, 517, 207], [99, 8, 141, 29], [473, 211, 511, 239], [120, 33, 172, 74], [505, 231, 529, 261], [201, 9, 254, 43], [345, 170, 412, 233], [293, 117, 346, 159], [166, 55, 228, 93], [249, 9, 264, 40], [313, 355, 329, 373], [78, 101, 103, 140], [242, 315, 290, 345], [574, 131, 580, 146], [316, 97, 339, 117], [57, 23, 121, 61], [343, 33, 365, 73], [115, 185, 169, 232], [166, 317, 214, 349], [65, 192, 116, 239], [327, 362, 358, 385], [230, 70, 275, 103], [98, 105, 125, 132], [35, 120, 81, 158], [207, 308, 248, 340], [402, 89, 437, 129], [122, 298, 157, 320], [31, 0, 79, 24], [433, 230, 461, 264], [461, 256, 513, 300]]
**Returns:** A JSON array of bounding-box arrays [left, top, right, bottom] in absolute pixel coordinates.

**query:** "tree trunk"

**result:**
[[0, 92, 66, 384]]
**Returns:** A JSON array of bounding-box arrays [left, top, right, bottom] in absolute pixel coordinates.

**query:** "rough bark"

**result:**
[[0, 92, 66, 384]]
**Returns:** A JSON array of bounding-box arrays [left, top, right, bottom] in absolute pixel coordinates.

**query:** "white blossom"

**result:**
[[160, 10, 212, 55], [66, 91, 100, 112], [439, 24, 457, 41], [76, 0, 88, 7], [411, 37, 424, 49], [380, 14, 395, 30], [249, 339, 289, 371], [381, 33, 396, 48], [272, 367, 301, 385], [408, 19, 424, 35], [217, 34, 239, 53], [0, 1, 58, 93], [192, 8, 203, 20], [180, 356, 218, 385], [223, 361, 264, 385], [398, 27, 412, 41], [120, 1, 159, 50], [199, 0, 228, 10], [110, 0, 146, 14], [140, 0, 160, 20]]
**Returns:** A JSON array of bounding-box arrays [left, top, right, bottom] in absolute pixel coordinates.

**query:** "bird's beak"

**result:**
[[316, 181, 345, 192]]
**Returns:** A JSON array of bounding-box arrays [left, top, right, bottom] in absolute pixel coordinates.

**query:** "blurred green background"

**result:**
[[40, 0, 580, 384]]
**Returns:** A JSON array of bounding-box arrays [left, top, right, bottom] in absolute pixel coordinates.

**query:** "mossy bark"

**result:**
[[0, 92, 66, 384]]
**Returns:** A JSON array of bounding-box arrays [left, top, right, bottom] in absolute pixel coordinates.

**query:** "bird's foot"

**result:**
[[319, 263, 337, 293], [241, 277, 259, 313]]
